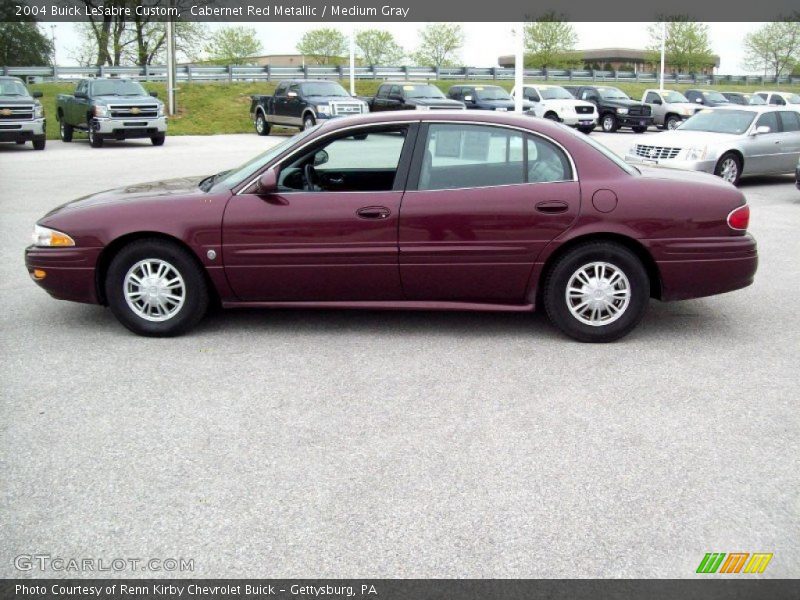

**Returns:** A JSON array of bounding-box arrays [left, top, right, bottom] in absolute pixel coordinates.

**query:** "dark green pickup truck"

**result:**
[[56, 78, 167, 148]]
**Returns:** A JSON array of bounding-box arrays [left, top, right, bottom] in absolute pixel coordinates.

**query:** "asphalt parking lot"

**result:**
[[1, 129, 798, 578]]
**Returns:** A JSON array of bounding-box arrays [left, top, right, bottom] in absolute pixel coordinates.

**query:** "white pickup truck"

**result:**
[[511, 84, 597, 134], [641, 89, 703, 130]]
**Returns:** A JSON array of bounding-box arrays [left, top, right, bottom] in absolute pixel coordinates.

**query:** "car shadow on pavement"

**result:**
[[737, 174, 795, 187]]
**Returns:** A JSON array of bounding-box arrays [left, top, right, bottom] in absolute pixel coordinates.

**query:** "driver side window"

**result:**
[[278, 127, 408, 193]]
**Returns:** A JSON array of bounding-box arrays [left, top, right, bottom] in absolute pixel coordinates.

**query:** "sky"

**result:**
[[44, 22, 764, 74]]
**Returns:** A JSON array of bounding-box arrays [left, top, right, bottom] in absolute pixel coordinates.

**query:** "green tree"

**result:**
[[355, 29, 404, 65], [646, 18, 715, 74], [411, 24, 463, 69], [296, 28, 347, 65], [742, 20, 800, 79], [204, 26, 262, 65], [522, 14, 578, 69], [0, 22, 54, 66]]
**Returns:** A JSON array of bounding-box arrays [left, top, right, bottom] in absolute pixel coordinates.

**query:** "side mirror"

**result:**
[[463, 95, 474, 102], [313, 149, 329, 167], [32, 91, 43, 98], [150, 91, 158, 98], [257, 169, 278, 194], [287, 91, 298, 98], [652, 98, 662, 105], [694, 98, 703, 103], [753, 125, 771, 135]]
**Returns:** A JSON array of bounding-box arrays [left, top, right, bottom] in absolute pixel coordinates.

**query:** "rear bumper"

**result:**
[[644, 234, 758, 301], [25, 246, 102, 305], [0, 118, 46, 141]]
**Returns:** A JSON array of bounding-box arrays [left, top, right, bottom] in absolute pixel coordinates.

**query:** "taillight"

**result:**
[[727, 205, 750, 231]]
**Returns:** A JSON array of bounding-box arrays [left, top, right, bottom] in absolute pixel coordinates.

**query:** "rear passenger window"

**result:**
[[756, 111, 779, 132], [770, 95, 785, 105], [376, 85, 389, 99], [417, 124, 571, 191], [779, 111, 800, 132]]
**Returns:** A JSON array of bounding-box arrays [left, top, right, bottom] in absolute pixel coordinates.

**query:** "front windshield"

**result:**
[[0, 80, 29, 96], [663, 91, 689, 103], [538, 86, 574, 100], [404, 85, 446, 99], [597, 87, 629, 100], [302, 82, 349, 97], [678, 109, 755, 134], [91, 79, 148, 96], [475, 87, 511, 100], [208, 126, 320, 191], [702, 91, 728, 103]]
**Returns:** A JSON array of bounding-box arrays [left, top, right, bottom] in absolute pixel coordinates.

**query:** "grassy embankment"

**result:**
[[28, 80, 800, 141]]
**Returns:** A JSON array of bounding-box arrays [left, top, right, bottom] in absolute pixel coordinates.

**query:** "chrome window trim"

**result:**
[[236, 118, 579, 195]]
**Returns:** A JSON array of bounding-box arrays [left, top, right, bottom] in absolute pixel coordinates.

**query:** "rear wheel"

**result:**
[[714, 152, 742, 186], [601, 113, 619, 132], [59, 119, 73, 142], [151, 133, 166, 146], [543, 242, 650, 343], [105, 239, 209, 337], [254, 112, 270, 136], [88, 122, 103, 148], [302, 113, 316, 130], [32, 136, 46, 150]]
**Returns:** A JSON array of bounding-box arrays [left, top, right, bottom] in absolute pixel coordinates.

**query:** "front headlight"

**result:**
[[316, 104, 331, 115], [93, 104, 108, 118], [684, 146, 707, 161], [34, 104, 44, 118], [32, 225, 75, 247], [616, 108, 629, 115], [157, 104, 165, 117]]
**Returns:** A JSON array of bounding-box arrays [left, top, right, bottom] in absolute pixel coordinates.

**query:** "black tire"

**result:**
[[601, 113, 619, 133], [665, 115, 681, 130], [105, 239, 209, 337], [543, 242, 650, 343], [59, 119, 73, 142], [301, 113, 316, 130], [578, 125, 594, 135], [544, 112, 560, 121], [254, 112, 270, 136], [714, 152, 742, 186], [32, 136, 46, 150], [632, 126, 647, 133], [88, 122, 103, 148], [151, 133, 166, 146]]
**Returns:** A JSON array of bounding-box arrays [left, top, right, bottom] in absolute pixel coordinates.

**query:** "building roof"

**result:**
[[498, 48, 720, 68]]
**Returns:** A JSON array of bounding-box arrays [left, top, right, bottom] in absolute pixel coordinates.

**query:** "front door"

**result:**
[[223, 125, 417, 301], [399, 123, 580, 303]]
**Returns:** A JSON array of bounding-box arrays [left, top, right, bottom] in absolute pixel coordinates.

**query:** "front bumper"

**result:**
[[625, 153, 717, 175], [644, 234, 758, 301], [92, 116, 167, 137], [0, 118, 46, 142], [618, 115, 654, 128], [25, 245, 103, 305], [561, 114, 598, 127]]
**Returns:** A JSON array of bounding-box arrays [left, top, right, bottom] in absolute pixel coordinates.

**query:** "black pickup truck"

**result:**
[[250, 79, 369, 135], [447, 84, 533, 112], [367, 82, 466, 112], [563, 85, 653, 133]]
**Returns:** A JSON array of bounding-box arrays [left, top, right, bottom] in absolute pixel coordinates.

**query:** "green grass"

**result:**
[[27, 79, 800, 141]]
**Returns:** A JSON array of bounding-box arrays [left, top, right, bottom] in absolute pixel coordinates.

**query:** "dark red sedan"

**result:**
[[26, 112, 757, 342]]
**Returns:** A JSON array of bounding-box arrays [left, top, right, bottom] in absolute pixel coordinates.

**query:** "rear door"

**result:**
[[398, 122, 580, 303], [777, 111, 800, 171]]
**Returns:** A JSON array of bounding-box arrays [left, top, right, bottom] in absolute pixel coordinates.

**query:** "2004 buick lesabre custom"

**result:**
[[25, 112, 757, 342]]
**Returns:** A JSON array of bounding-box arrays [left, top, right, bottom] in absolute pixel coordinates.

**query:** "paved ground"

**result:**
[[1, 130, 798, 578]]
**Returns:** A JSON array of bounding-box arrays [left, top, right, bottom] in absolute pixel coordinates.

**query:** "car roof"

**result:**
[[380, 81, 438, 85]]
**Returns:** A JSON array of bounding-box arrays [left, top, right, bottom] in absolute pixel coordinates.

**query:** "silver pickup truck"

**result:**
[[0, 76, 46, 150], [56, 78, 167, 148], [641, 89, 703, 130]]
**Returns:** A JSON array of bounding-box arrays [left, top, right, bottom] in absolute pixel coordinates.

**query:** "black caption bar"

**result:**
[[2, 580, 800, 600], [3, 0, 800, 22]]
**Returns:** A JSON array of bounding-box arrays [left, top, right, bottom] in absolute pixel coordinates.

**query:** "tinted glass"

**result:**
[[769, 95, 785, 105], [301, 82, 349, 97], [756, 111, 779, 132], [779, 111, 800, 132], [597, 87, 629, 100], [419, 124, 524, 190], [538, 86, 573, 100], [527, 136, 571, 183], [403, 84, 446, 99], [475, 87, 511, 100]]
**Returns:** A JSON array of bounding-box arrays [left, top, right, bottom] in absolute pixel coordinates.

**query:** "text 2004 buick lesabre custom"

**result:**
[[26, 112, 757, 342]]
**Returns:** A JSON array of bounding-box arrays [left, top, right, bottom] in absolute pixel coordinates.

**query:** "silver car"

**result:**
[[624, 106, 800, 185]]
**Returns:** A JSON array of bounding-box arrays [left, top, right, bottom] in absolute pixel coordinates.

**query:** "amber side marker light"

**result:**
[[31, 269, 46, 280]]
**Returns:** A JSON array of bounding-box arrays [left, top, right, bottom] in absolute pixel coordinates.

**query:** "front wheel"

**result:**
[[665, 115, 681, 130], [105, 239, 209, 337], [577, 125, 594, 135], [88, 123, 103, 148], [254, 112, 270, 136], [32, 136, 46, 150], [59, 120, 73, 142], [544, 112, 560, 121], [601, 113, 619, 133], [543, 242, 650, 343], [151, 133, 166, 146], [302, 113, 316, 130], [714, 152, 742, 186]]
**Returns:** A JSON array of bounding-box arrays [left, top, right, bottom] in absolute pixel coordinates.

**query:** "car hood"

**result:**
[[44, 177, 207, 217], [408, 98, 464, 107], [306, 95, 363, 104], [637, 130, 739, 148], [601, 98, 642, 108], [0, 96, 36, 105], [93, 94, 160, 104]]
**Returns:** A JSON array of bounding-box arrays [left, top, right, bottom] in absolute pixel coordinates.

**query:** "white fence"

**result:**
[[3, 64, 798, 86]]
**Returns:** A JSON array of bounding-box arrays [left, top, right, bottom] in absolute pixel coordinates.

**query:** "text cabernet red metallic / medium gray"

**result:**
[[25, 112, 757, 342]]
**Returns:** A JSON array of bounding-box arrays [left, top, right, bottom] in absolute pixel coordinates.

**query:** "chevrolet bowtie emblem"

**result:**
[[131, 107, 140, 115], [0, 109, 12, 116]]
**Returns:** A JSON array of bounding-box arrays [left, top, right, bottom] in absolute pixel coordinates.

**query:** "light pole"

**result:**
[[514, 23, 524, 113], [349, 25, 356, 96], [659, 21, 666, 92], [50, 24, 57, 77], [166, 18, 176, 116]]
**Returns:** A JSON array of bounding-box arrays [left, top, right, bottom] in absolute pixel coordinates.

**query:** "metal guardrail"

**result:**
[[2, 64, 798, 86]]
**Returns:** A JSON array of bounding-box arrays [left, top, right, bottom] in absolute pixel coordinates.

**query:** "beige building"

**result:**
[[498, 48, 720, 74]]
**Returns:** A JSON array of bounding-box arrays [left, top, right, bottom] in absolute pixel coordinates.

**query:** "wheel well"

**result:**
[[536, 233, 663, 303], [302, 109, 316, 121], [717, 149, 743, 168], [94, 232, 219, 306], [544, 110, 559, 119], [664, 112, 679, 121]]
